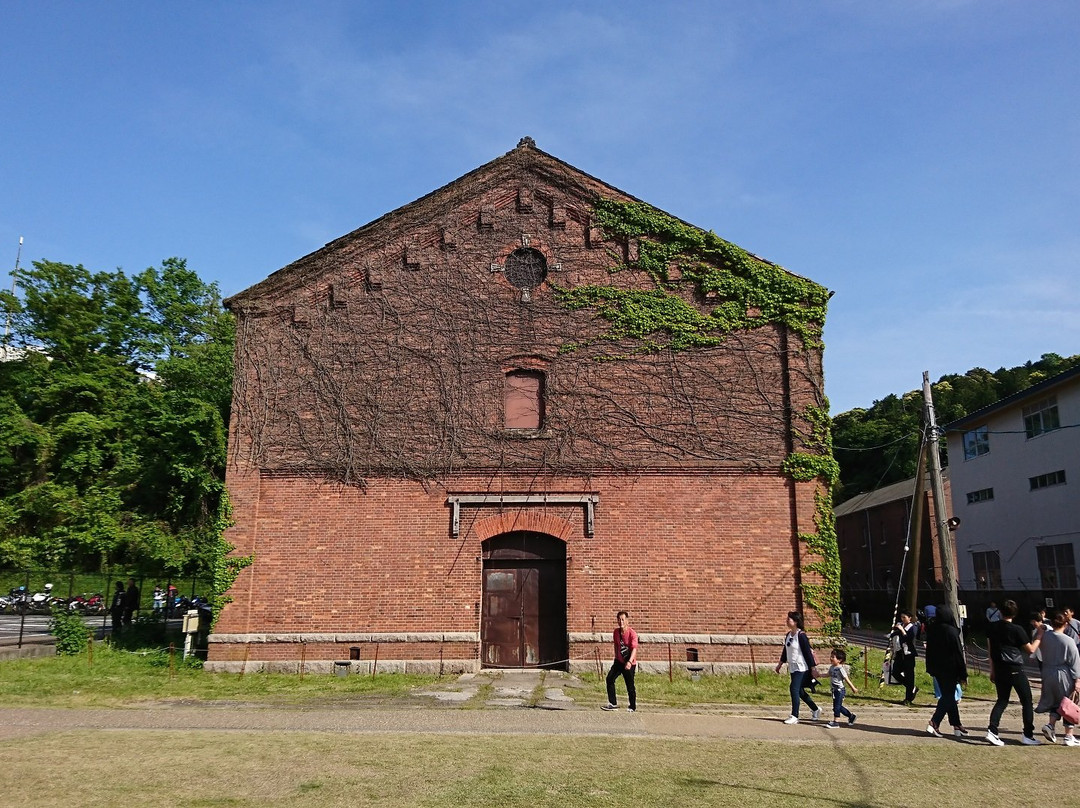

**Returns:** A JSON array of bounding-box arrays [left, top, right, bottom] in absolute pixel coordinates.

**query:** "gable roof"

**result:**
[[833, 467, 948, 518], [225, 137, 807, 308], [943, 363, 1080, 431]]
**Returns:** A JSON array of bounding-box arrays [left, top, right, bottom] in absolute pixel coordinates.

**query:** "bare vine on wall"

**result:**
[[228, 189, 828, 490]]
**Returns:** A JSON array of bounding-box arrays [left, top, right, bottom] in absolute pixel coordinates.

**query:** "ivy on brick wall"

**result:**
[[553, 199, 830, 353], [208, 497, 252, 631], [784, 404, 842, 635]]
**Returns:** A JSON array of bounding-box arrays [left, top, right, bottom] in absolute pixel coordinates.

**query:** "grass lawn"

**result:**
[[0, 629, 996, 709], [0, 638, 1044, 807], [0, 729, 1042, 807]]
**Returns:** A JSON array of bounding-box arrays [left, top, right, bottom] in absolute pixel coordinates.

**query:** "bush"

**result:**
[[49, 611, 91, 655]]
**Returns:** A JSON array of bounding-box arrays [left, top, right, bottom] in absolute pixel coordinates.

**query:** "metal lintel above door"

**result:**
[[446, 494, 598, 538]]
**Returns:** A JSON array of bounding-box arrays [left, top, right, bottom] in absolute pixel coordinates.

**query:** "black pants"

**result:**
[[988, 667, 1034, 738], [606, 659, 636, 709], [895, 653, 917, 701]]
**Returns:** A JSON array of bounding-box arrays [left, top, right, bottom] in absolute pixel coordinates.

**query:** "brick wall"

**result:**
[[213, 144, 829, 671]]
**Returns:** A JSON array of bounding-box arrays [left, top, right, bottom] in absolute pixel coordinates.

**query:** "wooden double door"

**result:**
[[481, 531, 567, 669]]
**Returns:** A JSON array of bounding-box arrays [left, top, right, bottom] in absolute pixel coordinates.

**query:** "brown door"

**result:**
[[481, 532, 567, 669]]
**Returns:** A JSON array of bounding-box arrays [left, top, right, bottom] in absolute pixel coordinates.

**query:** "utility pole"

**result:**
[[903, 432, 928, 617], [922, 371, 960, 625]]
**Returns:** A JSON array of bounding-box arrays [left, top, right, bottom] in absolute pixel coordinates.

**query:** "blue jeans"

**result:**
[[832, 686, 854, 719], [789, 670, 818, 717]]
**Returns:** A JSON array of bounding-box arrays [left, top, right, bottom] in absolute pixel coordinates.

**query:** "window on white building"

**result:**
[[1023, 395, 1061, 439], [966, 488, 994, 504], [962, 425, 989, 460], [972, 550, 1002, 589], [1030, 470, 1067, 491], [1037, 543, 1076, 589]]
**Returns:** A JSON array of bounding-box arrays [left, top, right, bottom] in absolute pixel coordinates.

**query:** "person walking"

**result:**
[[891, 611, 919, 704], [1035, 609, 1080, 746], [123, 577, 140, 626], [775, 610, 820, 724], [925, 604, 969, 738], [601, 610, 638, 712], [825, 648, 858, 728], [986, 599, 1042, 745], [109, 581, 125, 639]]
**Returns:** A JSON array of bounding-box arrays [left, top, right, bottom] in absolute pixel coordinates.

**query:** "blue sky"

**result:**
[[2, 1, 1077, 413]]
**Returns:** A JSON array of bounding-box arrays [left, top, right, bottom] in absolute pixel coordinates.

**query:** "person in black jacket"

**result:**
[[110, 581, 125, 639], [925, 604, 969, 738]]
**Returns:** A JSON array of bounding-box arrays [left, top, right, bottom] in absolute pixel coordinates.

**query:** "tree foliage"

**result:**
[[0, 258, 233, 575], [832, 352, 1080, 504]]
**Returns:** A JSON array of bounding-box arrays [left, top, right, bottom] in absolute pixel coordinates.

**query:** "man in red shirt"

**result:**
[[602, 610, 639, 712]]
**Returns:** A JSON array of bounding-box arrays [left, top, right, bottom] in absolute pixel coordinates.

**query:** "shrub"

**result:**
[[49, 610, 91, 655]]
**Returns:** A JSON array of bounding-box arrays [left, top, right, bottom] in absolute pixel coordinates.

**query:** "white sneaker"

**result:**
[[985, 730, 1004, 747], [601, 703, 617, 711], [627, 707, 635, 713], [811, 708, 822, 721], [1064, 735, 1080, 747], [1043, 723, 1058, 744], [1021, 735, 1041, 746], [926, 723, 944, 738], [783, 715, 799, 724]]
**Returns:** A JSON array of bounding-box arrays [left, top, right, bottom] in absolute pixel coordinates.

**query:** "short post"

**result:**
[[169, 643, 175, 679], [439, 645, 444, 677], [594, 647, 602, 679], [87, 636, 93, 669], [371, 643, 379, 677], [181, 609, 200, 660], [864, 645, 869, 690], [299, 641, 306, 679], [667, 642, 673, 683]]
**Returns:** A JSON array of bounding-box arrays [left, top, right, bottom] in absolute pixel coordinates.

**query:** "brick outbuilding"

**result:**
[[208, 139, 835, 674]]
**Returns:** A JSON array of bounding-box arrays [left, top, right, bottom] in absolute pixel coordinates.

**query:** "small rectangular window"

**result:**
[[966, 488, 994, 504], [1030, 470, 1067, 491], [504, 370, 545, 429], [1023, 396, 1061, 439], [963, 426, 989, 460]]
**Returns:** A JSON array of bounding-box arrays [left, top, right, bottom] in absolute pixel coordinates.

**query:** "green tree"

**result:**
[[0, 258, 233, 576]]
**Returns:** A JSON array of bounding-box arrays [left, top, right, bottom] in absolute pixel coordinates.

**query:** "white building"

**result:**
[[944, 365, 1080, 595]]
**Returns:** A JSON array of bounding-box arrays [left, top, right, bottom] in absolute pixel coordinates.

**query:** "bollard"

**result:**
[[668, 642, 673, 683], [371, 643, 379, 677], [749, 643, 758, 686], [300, 641, 306, 680]]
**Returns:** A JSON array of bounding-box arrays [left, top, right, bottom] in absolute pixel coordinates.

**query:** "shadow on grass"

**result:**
[[677, 775, 878, 808]]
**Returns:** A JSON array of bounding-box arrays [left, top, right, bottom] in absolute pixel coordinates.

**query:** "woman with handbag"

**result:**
[[1034, 609, 1080, 745], [986, 599, 1042, 745]]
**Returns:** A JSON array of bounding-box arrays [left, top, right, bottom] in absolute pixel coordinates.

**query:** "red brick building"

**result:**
[[208, 139, 834, 673], [834, 470, 953, 619]]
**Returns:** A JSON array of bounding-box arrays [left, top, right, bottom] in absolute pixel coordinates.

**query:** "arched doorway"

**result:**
[[481, 531, 567, 669]]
